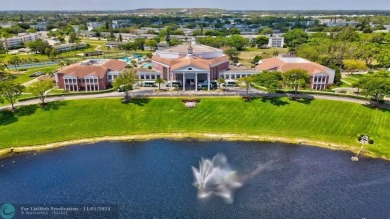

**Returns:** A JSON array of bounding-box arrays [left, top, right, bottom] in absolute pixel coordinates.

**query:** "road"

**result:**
[[1, 87, 383, 111]]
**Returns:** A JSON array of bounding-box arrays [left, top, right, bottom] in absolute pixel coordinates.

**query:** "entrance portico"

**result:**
[[170, 67, 210, 91]]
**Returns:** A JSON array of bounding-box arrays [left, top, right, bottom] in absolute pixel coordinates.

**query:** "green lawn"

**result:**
[[13, 65, 59, 84], [0, 97, 389, 157], [0, 94, 35, 107]]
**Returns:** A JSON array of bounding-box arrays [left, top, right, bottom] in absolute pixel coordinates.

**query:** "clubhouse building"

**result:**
[[55, 59, 126, 91], [146, 44, 229, 91], [55, 44, 260, 92], [256, 57, 335, 90]]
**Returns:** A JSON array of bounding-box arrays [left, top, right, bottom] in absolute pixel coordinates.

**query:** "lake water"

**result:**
[[0, 140, 389, 218]]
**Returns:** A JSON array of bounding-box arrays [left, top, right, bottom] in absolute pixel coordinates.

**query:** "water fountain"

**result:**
[[192, 154, 242, 203]]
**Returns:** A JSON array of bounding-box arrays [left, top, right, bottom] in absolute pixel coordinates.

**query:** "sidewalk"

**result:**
[[0, 87, 384, 110]]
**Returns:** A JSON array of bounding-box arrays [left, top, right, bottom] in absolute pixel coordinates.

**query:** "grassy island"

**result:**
[[0, 97, 389, 158]]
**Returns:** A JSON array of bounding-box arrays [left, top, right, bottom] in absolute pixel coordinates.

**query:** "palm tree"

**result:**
[[155, 77, 165, 90], [272, 50, 279, 57]]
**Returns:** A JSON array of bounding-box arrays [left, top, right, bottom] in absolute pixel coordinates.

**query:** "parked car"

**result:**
[[143, 82, 157, 87], [223, 81, 237, 87], [29, 71, 45, 77], [166, 82, 182, 87], [197, 81, 218, 90]]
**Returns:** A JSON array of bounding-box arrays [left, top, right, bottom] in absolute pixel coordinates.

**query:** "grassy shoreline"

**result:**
[[0, 97, 389, 159], [1, 132, 386, 160]]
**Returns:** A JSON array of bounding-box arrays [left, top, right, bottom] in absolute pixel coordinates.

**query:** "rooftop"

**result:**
[[58, 59, 126, 78], [257, 57, 333, 75]]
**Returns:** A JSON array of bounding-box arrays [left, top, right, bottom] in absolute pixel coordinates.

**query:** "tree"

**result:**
[[229, 27, 241, 35], [282, 69, 310, 98], [113, 69, 137, 102], [217, 77, 225, 90], [283, 29, 309, 54], [252, 55, 262, 64], [359, 72, 390, 105], [253, 71, 283, 95], [0, 57, 8, 71], [134, 38, 146, 51], [343, 59, 367, 75], [224, 47, 240, 60], [119, 34, 123, 42], [331, 65, 342, 86], [0, 79, 24, 111], [8, 56, 21, 71], [259, 27, 274, 35], [50, 48, 58, 59], [68, 32, 78, 43], [145, 39, 157, 50], [255, 36, 269, 47], [238, 76, 254, 99], [155, 77, 165, 90], [27, 79, 54, 105], [227, 35, 249, 51], [272, 50, 280, 57], [169, 38, 180, 46]]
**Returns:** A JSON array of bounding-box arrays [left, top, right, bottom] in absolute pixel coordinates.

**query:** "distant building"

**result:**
[[105, 41, 126, 49], [268, 37, 284, 48], [2, 33, 40, 49], [55, 59, 127, 92], [87, 22, 104, 31], [53, 43, 86, 53], [31, 22, 48, 31], [80, 31, 97, 38], [257, 57, 335, 90], [112, 20, 132, 29]]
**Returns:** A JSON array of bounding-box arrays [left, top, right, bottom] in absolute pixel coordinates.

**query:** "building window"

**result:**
[[146, 75, 150, 80]]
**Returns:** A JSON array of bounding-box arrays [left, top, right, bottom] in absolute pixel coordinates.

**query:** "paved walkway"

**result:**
[[1, 87, 384, 111]]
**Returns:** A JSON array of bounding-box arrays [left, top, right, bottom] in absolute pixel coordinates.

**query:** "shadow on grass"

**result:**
[[363, 102, 390, 112], [121, 98, 151, 106], [0, 110, 18, 125], [260, 97, 290, 106], [294, 97, 314, 105], [15, 105, 38, 117], [42, 101, 67, 111]]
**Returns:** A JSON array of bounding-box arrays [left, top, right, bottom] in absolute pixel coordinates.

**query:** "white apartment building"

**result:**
[[3, 33, 40, 49], [87, 22, 105, 31], [268, 37, 284, 48]]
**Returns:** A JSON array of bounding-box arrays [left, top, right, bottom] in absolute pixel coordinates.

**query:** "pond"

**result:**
[[0, 140, 389, 218]]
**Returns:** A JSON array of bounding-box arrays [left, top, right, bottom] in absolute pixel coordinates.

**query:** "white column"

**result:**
[[170, 73, 173, 89], [195, 73, 198, 91], [97, 79, 100, 91], [207, 72, 210, 91], [183, 73, 186, 91]]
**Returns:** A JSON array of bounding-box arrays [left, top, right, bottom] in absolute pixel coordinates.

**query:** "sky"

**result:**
[[1, 0, 389, 11]]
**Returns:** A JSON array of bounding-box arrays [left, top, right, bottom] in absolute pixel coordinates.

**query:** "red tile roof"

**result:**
[[58, 59, 126, 78], [256, 57, 331, 75], [152, 55, 229, 71]]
